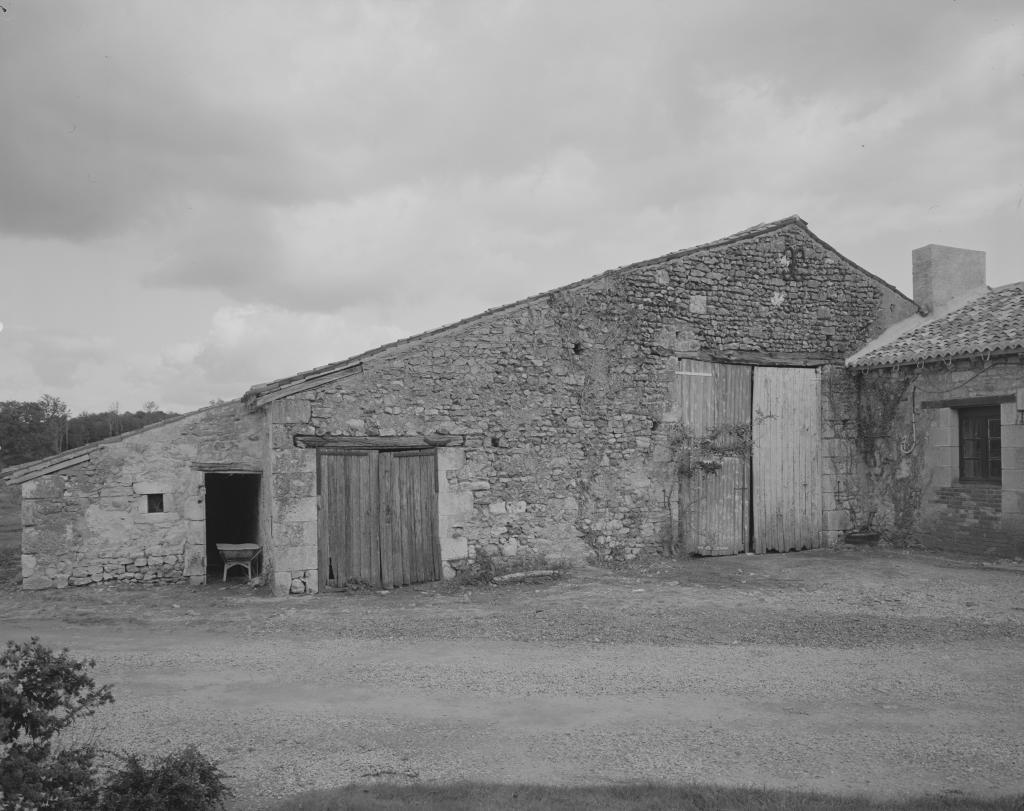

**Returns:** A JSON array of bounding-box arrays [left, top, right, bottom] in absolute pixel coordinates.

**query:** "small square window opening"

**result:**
[[147, 493, 165, 513], [958, 406, 1001, 483]]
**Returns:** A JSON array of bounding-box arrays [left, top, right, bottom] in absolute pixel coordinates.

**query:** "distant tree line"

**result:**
[[0, 396, 179, 469]]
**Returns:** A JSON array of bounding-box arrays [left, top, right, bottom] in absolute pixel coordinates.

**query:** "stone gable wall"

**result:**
[[20, 403, 267, 590], [631, 227, 915, 357], [266, 224, 915, 588]]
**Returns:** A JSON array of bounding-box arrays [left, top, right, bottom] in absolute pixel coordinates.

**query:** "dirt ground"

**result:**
[[2, 546, 1024, 808]]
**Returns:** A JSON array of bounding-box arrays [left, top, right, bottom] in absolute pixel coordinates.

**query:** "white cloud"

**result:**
[[1, 0, 1022, 413], [137, 304, 407, 411]]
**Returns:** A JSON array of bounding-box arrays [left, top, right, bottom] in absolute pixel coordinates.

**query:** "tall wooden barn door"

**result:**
[[751, 367, 823, 552], [317, 449, 441, 589], [676, 359, 752, 556], [379, 450, 441, 587]]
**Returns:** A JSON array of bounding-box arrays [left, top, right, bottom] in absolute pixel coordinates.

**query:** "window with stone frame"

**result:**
[[958, 406, 1002, 483]]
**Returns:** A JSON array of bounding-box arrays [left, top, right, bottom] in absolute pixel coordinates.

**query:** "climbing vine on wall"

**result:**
[[659, 416, 773, 557], [666, 421, 757, 478], [855, 371, 912, 460], [822, 367, 920, 540]]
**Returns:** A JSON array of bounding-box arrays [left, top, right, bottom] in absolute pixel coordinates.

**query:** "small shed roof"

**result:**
[[1, 403, 233, 485]]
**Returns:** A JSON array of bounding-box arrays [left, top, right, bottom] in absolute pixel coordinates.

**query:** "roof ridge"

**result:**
[[245, 215, 816, 401]]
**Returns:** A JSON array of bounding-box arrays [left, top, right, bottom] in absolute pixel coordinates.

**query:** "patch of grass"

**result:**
[[337, 578, 378, 592], [266, 782, 1024, 811]]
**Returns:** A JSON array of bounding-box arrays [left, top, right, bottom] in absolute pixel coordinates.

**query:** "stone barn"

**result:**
[[4, 216, 917, 595], [844, 245, 1024, 557]]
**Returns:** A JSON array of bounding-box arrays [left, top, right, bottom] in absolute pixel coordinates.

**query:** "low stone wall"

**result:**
[[23, 545, 185, 588]]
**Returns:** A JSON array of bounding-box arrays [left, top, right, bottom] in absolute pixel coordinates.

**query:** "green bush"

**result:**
[[0, 637, 112, 809], [102, 745, 232, 811], [1, 638, 230, 810]]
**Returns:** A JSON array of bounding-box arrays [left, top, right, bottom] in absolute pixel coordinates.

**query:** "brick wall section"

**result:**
[[265, 222, 916, 587], [19, 403, 266, 590], [927, 484, 1009, 554]]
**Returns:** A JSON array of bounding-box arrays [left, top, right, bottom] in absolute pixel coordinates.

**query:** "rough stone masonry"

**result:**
[[10, 217, 916, 592], [258, 218, 914, 592]]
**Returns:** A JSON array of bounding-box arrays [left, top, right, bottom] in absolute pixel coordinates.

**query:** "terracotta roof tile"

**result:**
[[848, 283, 1024, 369]]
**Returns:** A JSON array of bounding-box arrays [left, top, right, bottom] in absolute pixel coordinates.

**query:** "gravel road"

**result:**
[[2, 547, 1023, 807]]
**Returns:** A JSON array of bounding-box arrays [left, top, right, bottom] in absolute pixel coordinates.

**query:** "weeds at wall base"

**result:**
[[441, 550, 571, 591]]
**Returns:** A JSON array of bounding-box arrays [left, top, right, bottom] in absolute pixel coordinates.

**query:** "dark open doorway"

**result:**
[[205, 473, 261, 580]]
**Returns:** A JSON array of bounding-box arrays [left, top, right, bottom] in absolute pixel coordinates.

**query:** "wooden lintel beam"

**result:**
[[677, 350, 834, 368], [920, 394, 1015, 410], [293, 434, 464, 450], [191, 462, 263, 473]]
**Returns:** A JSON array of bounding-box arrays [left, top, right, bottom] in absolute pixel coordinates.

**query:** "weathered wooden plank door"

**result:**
[[752, 367, 822, 552], [318, 449, 440, 589], [379, 449, 441, 587], [318, 450, 378, 588], [676, 359, 752, 556]]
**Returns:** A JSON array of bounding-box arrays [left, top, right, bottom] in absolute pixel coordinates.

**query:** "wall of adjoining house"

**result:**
[[263, 223, 916, 592], [908, 362, 1023, 556], [819, 366, 865, 546], [829, 361, 1024, 557], [19, 403, 267, 590]]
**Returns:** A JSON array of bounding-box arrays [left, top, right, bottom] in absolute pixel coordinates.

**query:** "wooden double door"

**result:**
[[317, 448, 441, 589], [676, 361, 822, 556]]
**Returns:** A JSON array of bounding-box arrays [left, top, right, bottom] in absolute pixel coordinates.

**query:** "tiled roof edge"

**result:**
[[245, 215, 865, 402], [848, 344, 1024, 371], [847, 283, 1024, 370], [1, 401, 240, 484]]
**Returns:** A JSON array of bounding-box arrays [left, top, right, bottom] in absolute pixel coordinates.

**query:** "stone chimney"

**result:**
[[912, 244, 986, 315]]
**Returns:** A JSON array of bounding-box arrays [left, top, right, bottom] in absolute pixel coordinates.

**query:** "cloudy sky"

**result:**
[[1, 1, 1021, 414]]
